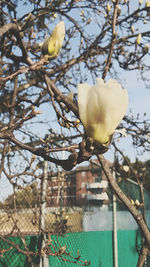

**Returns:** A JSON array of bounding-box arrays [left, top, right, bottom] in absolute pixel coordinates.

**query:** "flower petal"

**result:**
[[78, 78, 128, 144]]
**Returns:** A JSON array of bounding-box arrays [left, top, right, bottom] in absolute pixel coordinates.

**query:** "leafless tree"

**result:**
[[0, 0, 150, 266]]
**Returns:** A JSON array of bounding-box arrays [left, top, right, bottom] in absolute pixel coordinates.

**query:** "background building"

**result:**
[[47, 160, 112, 207]]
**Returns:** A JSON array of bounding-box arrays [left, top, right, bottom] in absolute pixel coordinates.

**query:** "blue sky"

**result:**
[[120, 69, 150, 115]]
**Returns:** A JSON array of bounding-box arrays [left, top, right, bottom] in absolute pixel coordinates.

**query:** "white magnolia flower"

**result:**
[[78, 78, 128, 144]]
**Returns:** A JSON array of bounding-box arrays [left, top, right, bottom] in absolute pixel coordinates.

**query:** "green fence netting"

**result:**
[[0, 230, 142, 267]]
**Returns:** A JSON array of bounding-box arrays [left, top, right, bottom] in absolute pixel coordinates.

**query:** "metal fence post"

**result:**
[[39, 160, 49, 267], [113, 171, 118, 267]]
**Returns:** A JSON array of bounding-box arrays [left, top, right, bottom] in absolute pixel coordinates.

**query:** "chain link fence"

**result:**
[[0, 161, 150, 266]]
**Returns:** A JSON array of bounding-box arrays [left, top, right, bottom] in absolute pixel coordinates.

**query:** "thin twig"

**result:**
[[102, 0, 119, 80]]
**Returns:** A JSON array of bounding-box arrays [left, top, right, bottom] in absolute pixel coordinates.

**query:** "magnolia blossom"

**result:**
[[78, 78, 128, 144]]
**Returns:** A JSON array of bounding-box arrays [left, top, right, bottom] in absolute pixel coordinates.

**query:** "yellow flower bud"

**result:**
[[135, 199, 140, 206], [116, 5, 121, 15], [1, 126, 8, 132], [136, 33, 141, 45], [53, 13, 58, 19], [74, 119, 80, 127], [146, 0, 150, 7], [41, 21, 65, 58], [122, 165, 129, 172], [144, 44, 149, 53], [80, 10, 85, 16], [107, 3, 111, 13]]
